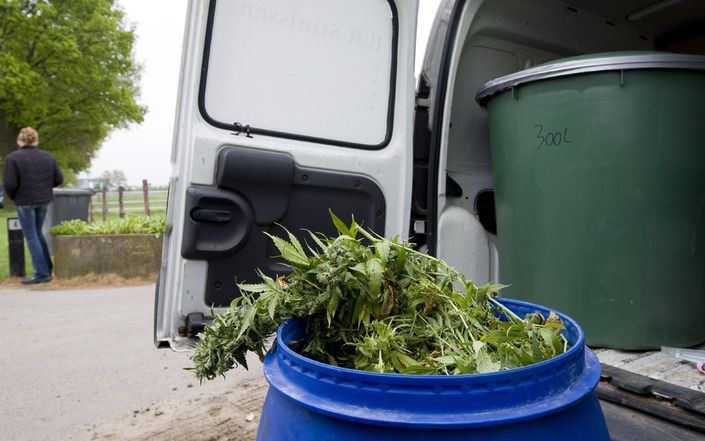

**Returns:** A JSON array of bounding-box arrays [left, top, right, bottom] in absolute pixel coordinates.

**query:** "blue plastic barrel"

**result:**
[[256, 299, 609, 440]]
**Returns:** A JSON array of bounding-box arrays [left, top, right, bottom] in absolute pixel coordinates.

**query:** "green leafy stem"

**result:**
[[190, 211, 568, 380]]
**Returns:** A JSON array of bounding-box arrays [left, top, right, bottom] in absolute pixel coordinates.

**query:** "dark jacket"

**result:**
[[3, 145, 64, 205]]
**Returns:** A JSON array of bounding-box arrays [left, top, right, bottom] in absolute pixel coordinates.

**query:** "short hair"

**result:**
[[17, 127, 39, 145]]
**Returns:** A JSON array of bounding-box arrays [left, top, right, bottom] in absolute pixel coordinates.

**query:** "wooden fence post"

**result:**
[[118, 186, 125, 218], [142, 179, 151, 216], [101, 185, 108, 221]]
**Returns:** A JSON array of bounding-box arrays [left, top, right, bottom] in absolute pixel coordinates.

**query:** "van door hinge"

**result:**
[[415, 96, 430, 108], [185, 312, 206, 337], [415, 74, 432, 109], [414, 220, 427, 234]]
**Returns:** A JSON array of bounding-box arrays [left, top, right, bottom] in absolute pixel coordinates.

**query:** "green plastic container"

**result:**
[[477, 52, 705, 349]]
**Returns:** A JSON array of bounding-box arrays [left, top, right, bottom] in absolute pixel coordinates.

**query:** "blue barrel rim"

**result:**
[[263, 298, 602, 429]]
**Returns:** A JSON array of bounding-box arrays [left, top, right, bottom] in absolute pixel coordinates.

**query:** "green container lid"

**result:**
[[477, 51, 705, 104]]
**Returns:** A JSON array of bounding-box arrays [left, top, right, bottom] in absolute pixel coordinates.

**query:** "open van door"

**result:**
[[155, 0, 419, 349], [411, 0, 501, 284]]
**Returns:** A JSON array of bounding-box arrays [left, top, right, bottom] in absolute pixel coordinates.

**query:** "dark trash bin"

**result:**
[[43, 188, 94, 253]]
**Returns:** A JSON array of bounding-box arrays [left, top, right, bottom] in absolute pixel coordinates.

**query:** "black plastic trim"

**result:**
[[202, 148, 387, 306], [153, 274, 169, 348], [656, 18, 705, 51], [474, 189, 496, 235], [411, 75, 431, 245], [216, 148, 295, 225], [181, 186, 254, 259], [198, 0, 400, 150]]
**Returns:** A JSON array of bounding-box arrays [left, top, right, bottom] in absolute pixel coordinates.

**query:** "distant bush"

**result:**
[[50, 216, 166, 236]]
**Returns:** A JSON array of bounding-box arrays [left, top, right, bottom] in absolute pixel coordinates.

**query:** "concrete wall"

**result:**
[[53, 235, 163, 279]]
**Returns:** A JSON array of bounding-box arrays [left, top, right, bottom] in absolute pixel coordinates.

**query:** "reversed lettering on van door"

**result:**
[[201, 0, 397, 148]]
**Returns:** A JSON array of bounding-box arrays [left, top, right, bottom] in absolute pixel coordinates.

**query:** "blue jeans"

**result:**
[[16, 204, 52, 279]]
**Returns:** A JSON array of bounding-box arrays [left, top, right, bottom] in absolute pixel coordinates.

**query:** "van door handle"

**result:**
[[190, 208, 232, 223]]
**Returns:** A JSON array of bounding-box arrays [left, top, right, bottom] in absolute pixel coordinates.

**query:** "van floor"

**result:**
[[602, 400, 705, 441], [596, 347, 705, 440], [595, 347, 705, 392]]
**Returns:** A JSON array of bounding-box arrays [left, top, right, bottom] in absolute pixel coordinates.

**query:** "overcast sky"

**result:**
[[82, 0, 442, 186]]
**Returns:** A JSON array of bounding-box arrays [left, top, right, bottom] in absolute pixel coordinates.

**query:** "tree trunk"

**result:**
[[0, 111, 19, 208], [0, 111, 19, 171]]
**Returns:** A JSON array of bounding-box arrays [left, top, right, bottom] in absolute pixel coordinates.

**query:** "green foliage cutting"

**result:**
[[191, 212, 568, 380], [50, 216, 165, 236]]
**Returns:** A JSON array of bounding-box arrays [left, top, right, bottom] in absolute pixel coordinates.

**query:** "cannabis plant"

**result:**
[[191, 213, 567, 380]]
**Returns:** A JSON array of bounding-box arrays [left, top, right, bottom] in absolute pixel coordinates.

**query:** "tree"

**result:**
[[98, 169, 127, 189], [0, 0, 146, 182]]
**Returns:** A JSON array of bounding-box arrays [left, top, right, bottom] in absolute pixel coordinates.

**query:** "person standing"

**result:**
[[3, 127, 64, 284]]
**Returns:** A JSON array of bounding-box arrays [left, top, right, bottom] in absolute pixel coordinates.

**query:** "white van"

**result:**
[[155, 1, 705, 436]]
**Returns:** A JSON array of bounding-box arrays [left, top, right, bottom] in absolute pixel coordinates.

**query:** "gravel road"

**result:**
[[0, 283, 266, 441]]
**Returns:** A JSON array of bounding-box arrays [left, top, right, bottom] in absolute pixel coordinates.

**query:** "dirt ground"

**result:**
[[80, 378, 269, 441], [0, 272, 158, 289], [54, 275, 268, 441], [0, 281, 268, 441]]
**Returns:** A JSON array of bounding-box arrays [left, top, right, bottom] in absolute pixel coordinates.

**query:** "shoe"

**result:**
[[21, 276, 52, 285]]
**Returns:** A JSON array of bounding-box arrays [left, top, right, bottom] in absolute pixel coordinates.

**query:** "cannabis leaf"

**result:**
[[190, 213, 568, 380]]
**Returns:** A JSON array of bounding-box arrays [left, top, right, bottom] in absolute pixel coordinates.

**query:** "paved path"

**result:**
[[0, 284, 264, 441]]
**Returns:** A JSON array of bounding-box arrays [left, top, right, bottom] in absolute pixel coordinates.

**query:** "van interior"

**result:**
[[418, 0, 705, 283]]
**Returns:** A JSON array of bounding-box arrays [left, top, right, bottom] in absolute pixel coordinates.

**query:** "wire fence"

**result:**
[[89, 180, 167, 221]]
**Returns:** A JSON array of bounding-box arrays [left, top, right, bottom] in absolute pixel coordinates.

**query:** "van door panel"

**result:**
[[155, 0, 416, 349], [200, 147, 386, 307]]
